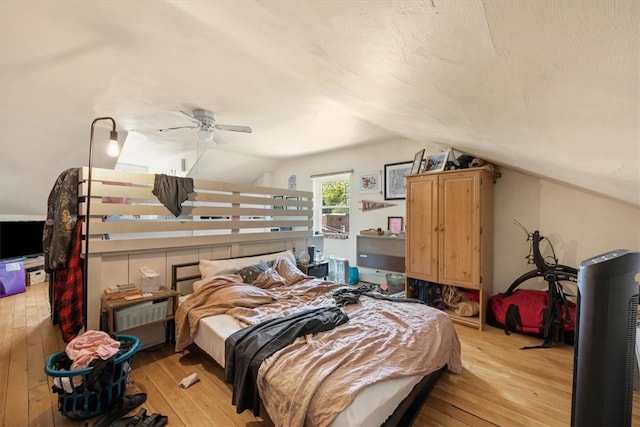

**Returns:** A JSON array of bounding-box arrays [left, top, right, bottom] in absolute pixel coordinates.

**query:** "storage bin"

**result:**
[[114, 300, 168, 331], [385, 273, 406, 294], [0, 258, 25, 297], [328, 257, 349, 284], [44, 334, 140, 419], [348, 266, 359, 285], [27, 269, 46, 285]]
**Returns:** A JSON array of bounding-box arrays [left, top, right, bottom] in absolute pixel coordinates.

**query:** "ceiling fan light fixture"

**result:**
[[160, 108, 251, 143], [197, 128, 214, 142]]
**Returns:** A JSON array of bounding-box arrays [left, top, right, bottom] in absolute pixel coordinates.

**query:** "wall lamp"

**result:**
[[85, 117, 119, 304]]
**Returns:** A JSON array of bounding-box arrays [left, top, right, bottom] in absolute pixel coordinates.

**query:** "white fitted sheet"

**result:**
[[191, 313, 422, 426]]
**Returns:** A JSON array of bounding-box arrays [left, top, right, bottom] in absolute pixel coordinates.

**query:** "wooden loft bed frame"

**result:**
[[79, 167, 313, 330]]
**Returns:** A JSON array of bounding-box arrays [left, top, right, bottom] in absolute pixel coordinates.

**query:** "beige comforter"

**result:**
[[175, 260, 461, 427]]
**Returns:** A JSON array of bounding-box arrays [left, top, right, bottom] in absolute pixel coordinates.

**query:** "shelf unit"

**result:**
[[101, 288, 179, 343]]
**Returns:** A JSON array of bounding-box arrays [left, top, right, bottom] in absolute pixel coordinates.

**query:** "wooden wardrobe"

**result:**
[[405, 167, 494, 330]]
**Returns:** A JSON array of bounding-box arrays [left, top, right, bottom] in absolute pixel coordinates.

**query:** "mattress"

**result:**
[[191, 311, 423, 426], [175, 257, 460, 426]]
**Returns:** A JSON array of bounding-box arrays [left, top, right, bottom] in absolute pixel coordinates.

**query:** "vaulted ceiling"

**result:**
[[1, 1, 638, 217]]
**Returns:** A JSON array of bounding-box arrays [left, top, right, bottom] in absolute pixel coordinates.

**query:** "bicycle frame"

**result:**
[[505, 229, 577, 296], [503, 225, 578, 348]]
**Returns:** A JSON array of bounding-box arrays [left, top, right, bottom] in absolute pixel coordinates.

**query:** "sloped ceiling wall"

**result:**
[[0, 1, 638, 217]]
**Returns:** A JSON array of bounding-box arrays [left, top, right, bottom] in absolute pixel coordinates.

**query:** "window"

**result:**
[[313, 173, 350, 239]]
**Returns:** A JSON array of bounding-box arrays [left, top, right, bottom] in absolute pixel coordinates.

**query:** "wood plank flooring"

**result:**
[[2, 281, 640, 426]]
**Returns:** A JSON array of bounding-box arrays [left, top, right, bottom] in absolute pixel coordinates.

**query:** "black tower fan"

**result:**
[[571, 249, 640, 426]]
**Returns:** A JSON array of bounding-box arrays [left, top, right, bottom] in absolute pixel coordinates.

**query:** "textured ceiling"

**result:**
[[0, 1, 638, 217]]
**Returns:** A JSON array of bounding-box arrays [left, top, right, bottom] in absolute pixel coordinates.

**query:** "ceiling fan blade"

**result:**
[[158, 125, 198, 132], [210, 130, 228, 144], [171, 110, 201, 124], [214, 124, 252, 133]]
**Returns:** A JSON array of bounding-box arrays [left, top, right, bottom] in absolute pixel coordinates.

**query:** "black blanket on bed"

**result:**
[[224, 306, 349, 416]]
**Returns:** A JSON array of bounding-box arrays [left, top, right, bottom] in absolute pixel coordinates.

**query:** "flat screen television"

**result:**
[[0, 220, 45, 260]]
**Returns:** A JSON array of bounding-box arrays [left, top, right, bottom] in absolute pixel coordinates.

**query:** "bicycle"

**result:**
[[504, 221, 578, 348]]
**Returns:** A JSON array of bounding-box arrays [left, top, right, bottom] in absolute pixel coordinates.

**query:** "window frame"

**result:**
[[312, 172, 351, 238]]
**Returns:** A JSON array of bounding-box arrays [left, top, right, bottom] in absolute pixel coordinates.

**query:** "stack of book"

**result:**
[[103, 283, 140, 301]]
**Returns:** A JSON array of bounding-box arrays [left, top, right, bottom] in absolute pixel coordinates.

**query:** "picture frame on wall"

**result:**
[[410, 149, 425, 175], [384, 161, 412, 200], [359, 171, 380, 194], [424, 151, 448, 173]]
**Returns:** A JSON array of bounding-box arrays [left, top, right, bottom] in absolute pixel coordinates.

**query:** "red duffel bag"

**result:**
[[487, 289, 576, 347]]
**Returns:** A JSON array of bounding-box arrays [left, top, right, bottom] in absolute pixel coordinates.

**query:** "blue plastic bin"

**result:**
[[44, 334, 140, 419], [348, 266, 359, 285]]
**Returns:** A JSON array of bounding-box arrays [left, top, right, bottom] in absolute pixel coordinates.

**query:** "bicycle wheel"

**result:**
[[505, 265, 577, 296]]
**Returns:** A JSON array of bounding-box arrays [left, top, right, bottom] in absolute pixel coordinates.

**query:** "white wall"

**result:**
[[263, 141, 640, 293], [266, 138, 432, 265], [494, 169, 640, 291]]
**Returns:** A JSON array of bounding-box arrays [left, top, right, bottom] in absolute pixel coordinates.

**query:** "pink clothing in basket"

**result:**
[[66, 330, 120, 371]]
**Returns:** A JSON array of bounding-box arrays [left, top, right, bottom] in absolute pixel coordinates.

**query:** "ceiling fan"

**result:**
[[158, 109, 252, 143]]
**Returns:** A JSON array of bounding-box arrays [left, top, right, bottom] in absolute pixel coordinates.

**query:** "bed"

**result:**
[[172, 250, 462, 426], [47, 165, 460, 424]]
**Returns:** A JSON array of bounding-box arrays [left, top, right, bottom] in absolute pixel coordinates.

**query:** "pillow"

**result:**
[[190, 274, 275, 306], [253, 256, 309, 289], [252, 269, 287, 289], [273, 257, 308, 285], [192, 273, 244, 293], [199, 250, 296, 279], [233, 262, 271, 284]]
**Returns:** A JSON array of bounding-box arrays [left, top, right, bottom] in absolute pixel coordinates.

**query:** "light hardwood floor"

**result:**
[[2, 281, 640, 426]]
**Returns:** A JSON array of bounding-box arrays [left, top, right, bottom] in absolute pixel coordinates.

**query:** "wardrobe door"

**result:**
[[438, 171, 482, 289], [405, 175, 438, 283]]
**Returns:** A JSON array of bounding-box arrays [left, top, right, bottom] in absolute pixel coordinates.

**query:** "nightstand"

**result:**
[[299, 261, 329, 279], [101, 288, 179, 344]]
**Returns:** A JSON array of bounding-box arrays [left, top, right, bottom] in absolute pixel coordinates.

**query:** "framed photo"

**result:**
[[410, 149, 425, 175], [359, 171, 380, 194], [424, 151, 448, 173], [384, 161, 412, 200], [387, 216, 403, 234]]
